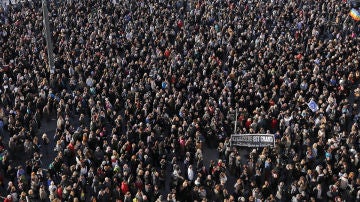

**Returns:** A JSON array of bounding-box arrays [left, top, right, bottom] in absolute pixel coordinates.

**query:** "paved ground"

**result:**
[[5, 114, 59, 169], [0, 114, 64, 198]]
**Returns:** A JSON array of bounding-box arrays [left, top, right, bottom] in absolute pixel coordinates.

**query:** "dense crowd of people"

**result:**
[[1, 0, 360, 201]]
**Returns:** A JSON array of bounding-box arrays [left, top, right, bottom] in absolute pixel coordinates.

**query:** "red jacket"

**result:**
[[121, 181, 129, 194], [57, 187, 63, 200], [4, 197, 12, 202], [271, 118, 278, 130]]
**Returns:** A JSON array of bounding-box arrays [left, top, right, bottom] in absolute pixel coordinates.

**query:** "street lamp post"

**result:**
[[42, 0, 55, 74]]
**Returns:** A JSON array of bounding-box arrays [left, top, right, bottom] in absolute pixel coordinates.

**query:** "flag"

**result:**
[[308, 100, 319, 112], [350, 8, 360, 21]]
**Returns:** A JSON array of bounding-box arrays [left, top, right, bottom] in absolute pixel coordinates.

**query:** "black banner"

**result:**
[[230, 134, 275, 147]]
